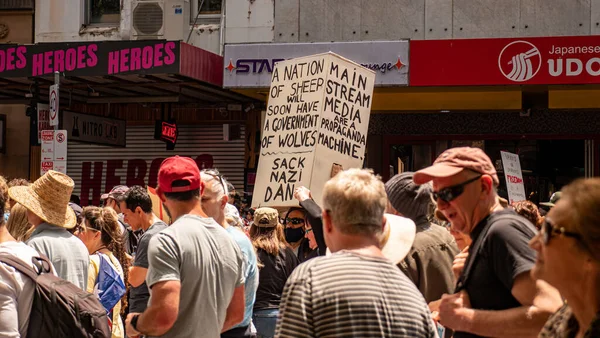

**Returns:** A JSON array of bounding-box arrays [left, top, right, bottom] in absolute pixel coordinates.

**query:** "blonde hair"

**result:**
[[322, 168, 387, 235], [6, 203, 33, 241], [226, 215, 242, 228], [560, 178, 600, 260]]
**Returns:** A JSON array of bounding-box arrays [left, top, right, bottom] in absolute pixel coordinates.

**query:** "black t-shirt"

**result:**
[[454, 209, 537, 338], [254, 246, 300, 311]]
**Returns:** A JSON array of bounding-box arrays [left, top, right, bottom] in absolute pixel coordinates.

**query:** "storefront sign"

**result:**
[[0, 40, 180, 78], [410, 35, 600, 86], [154, 120, 178, 144], [37, 103, 52, 143], [251, 52, 375, 208], [79, 154, 214, 206], [62, 111, 126, 147], [500, 151, 527, 204], [224, 41, 407, 88]]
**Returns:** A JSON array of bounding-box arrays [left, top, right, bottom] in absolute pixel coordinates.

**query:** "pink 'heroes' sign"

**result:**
[[0, 41, 180, 78]]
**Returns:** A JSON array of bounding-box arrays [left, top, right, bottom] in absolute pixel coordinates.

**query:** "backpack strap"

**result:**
[[455, 213, 527, 292], [0, 254, 53, 281]]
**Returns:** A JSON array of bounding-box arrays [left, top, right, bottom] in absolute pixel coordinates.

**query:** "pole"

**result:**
[[54, 71, 60, 130]]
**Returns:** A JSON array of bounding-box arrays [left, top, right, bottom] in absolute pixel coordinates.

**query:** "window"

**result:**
[[88, 0, 120, 25], [199, 0, 222, 14], [191, 0, 222, 23]]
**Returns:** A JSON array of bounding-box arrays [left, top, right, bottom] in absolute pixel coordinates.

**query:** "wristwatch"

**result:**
[[131, 314, 141, 332]]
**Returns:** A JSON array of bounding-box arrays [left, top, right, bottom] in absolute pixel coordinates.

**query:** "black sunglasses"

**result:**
[[431, 175, 482, 203], [286, 217, 305, 225], [542, 218, 581, 245]]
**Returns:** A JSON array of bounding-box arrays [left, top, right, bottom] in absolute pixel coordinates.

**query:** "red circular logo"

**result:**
[[56, 133, 65, 143]]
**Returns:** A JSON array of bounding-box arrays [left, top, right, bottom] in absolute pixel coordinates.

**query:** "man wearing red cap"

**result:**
[[414, 147, 562, 338], [125, 156, 245, 338]]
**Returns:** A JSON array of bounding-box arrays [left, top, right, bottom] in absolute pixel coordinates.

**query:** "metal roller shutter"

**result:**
[[67, 125, 245, 206]]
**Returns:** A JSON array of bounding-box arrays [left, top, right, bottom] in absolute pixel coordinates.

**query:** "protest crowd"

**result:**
[[0, 146, 597, 338]]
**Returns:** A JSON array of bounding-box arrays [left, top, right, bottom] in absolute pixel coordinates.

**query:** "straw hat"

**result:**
[[8, 170, 76, 229]]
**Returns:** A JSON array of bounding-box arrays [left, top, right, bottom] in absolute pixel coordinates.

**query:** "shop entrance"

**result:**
[[385, 137, 593, 206]]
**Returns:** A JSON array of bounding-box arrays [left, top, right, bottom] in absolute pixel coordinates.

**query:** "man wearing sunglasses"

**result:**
[[414, 147, 562, 338]]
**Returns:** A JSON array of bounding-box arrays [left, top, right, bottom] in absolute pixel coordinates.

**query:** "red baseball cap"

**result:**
[[157, 156, 201, 193], [413, 147, 500, 186]]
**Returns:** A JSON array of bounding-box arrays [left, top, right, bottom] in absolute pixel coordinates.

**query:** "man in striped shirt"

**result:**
[[276, 169, 437, 338]]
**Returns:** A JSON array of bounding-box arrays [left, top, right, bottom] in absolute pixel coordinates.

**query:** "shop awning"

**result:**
[[0, 40, 255, 104]]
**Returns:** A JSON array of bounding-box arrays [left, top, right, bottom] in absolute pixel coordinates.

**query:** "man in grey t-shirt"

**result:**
[[120, 186, 168, 313], [125, 156, 245, 338]]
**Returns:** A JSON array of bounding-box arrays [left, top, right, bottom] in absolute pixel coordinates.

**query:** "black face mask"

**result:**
[[285, 227, 305, 243]]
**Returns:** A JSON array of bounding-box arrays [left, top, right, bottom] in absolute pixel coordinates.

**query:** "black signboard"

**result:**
[[63, 110, 126, 147], [0, 40, 181, 78]]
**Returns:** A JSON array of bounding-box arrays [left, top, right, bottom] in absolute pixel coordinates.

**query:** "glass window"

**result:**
[[89, 0, 120, 25], [199, 0, 222, 14]]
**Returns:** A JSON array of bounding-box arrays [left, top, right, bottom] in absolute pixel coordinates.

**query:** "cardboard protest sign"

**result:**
[[500, 151, 527, 204], [251, 52, 375, 208]]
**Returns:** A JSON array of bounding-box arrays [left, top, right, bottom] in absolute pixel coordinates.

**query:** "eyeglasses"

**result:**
[[431, 175, 482, 204], [286, 217, 305, 225], [305, 228, 313, 234], [541, 218, 581, 245], [202, 170, 228, 195]]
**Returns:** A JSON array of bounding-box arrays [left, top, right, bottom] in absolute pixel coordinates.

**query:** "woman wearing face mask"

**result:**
[[283, 207, 316, 262]]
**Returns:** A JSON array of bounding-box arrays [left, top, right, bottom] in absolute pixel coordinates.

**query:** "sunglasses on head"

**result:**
[[201, 170, 228, 195], [431, 175, 482, 203], [286, 217, 304, 225], [541, 218, 581, 245]]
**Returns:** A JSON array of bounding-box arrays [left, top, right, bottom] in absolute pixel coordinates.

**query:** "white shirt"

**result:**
[[0, 241, 52, 338]]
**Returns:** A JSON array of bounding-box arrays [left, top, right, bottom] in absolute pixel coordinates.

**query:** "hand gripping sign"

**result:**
[[251, 52, 376, 208]]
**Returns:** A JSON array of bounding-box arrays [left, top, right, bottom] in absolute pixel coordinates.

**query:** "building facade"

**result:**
[[223, 0, 600, 204], [0, 0, 34, 180], [0, 0, 257, 204]]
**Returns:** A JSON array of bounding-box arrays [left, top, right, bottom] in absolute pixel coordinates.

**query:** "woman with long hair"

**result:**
[[75, 206, 130, 338], [5, 203, 33, 242], [250, 207, 299, 338]]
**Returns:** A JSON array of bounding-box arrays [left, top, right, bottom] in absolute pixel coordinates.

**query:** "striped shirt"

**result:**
[[275, 250, 437, 338]]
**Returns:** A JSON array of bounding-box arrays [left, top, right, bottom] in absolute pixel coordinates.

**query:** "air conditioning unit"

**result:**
[[131, 0, 190, 40]]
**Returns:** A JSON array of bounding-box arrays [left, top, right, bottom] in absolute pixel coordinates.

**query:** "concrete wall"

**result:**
[[34, 0, 276, 54], [271, 0, 597, 42], [0, 10, 33, 43], [0, 11, 32, 179], [224, 0, 273, 43], [35, 0, 127, 42]]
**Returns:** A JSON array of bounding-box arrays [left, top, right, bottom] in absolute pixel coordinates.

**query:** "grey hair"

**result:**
[[200, 169, 229, 200], [322, 168, 387, 236]]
